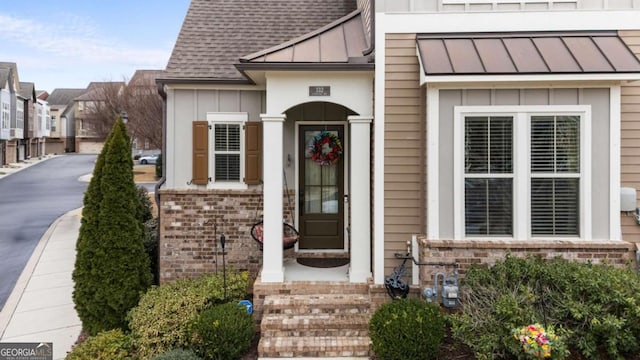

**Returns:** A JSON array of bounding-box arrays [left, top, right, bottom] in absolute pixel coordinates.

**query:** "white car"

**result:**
[[139, 154, 160, 165]]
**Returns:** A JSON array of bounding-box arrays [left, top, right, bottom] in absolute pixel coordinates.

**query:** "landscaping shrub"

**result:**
[[128, 270, 250, 359], [144, 218, 159, 285], [136, 186, 153, 224], [190, 302, 255, 360], [73, 118, 151, 335], [151, 349, 202, 360], [451, 256, 640, 360], [66, 329, 133, 360], [369, 298, 445, 360], [155, 153, 162, 178]]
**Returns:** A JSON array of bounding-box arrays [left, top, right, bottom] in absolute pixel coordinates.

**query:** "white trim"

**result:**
[[164, 83, 266, 91], [206, 112, 248, 190], [423, 74, 640, 86], [453, 105, 592, 240], [411, 235, 420, 286], [427, 86, 439, 240], [380, 10, 640, 34], [610, 85, 621, 241], [373, 12, 386, 285]]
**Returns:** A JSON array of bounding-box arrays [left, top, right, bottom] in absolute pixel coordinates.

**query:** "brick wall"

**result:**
[[159, 188, 295, 284], [417, 238, 636, 288]]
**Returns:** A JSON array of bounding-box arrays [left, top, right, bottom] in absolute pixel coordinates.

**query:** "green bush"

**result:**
[[155, 153, 162, 178], [369, 298, 445, 360], [128, 270, 250, 359], [136, 186, 153, 224], [144, 218, 159, 285], [73, 118, 151, 335], [451, 256, 640, 360], [191, 302, 255, 360], [151, 349, 202, 360], [67, 329, 133, 360]]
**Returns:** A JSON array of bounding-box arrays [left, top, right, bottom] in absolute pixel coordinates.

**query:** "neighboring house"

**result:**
[[0, 62, 19, 165], [127, 69, 164, 155], [46, 89, 86, 154], [74, 81, 125, 154], [158, 0, 640, 357], [18, 82, 37, 160], [32, 90, 50, 157]]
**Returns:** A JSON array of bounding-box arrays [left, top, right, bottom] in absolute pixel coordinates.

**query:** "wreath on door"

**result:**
[[308, 131, 342, 166]]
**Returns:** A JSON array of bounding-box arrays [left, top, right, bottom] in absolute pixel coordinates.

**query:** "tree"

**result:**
[[73, 118, 151, 335], [83, 71, 163, 150]]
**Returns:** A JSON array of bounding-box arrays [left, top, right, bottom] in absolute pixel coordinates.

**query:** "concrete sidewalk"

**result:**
[[0, 208, 82, 360]]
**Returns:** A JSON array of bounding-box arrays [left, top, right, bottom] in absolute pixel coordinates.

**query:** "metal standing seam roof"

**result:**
[[416, 31, 640, 75], [239, 10, 369, 64]]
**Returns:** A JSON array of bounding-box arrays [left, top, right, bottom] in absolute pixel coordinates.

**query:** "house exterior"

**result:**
[[46, 89, 86, 154], [74, 82, 125, 154], [0, 62, 19, 165], [18, 82, 37, 160], [158, 0, 640, 356], [126, 70, 164, 156]]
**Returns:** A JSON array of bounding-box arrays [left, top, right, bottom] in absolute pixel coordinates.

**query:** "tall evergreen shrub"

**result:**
[[73, 118, 151, 335]]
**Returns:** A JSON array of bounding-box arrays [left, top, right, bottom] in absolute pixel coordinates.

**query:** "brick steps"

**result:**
[[258, 292, 372, 358], [258, 336, 371, 358]]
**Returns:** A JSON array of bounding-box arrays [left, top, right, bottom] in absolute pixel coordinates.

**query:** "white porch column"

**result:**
[[260, 114, 285, 282], [348, 116, 373, 283]]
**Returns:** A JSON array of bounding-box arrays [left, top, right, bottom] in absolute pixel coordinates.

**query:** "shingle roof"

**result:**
[[0, 62, 18, 84], [0, 69, 9, 88], [47, 88, 87, 106], [129, 70, 165, 87], [18, 82, 35, 99], [163, 0, 357, 82]]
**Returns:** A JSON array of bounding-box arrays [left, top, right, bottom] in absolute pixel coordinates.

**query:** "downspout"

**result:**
[[154, 81, 168, 283]]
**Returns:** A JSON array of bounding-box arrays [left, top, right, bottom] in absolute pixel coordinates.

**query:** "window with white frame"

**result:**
[[455, 106, 589, 240], [17, 102, 24, 129], [1, 102, 9, 129], [207, 112, 247, 187]]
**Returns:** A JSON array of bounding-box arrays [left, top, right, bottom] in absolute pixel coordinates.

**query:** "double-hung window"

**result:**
[[207, 112, 247, 189], [455, 106, 590, 240]]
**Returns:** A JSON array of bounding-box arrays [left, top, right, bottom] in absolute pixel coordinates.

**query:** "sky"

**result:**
[[0, 1, 191, 93]]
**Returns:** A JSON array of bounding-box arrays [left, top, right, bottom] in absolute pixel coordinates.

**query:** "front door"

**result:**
[[299, 125, 344, 250]]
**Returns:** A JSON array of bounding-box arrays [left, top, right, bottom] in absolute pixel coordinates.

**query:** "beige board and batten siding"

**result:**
[[378, 0, 639, 12], [165, 88, 265, 189], [620, 30, 640, 243], [384, 34, 425, 277]]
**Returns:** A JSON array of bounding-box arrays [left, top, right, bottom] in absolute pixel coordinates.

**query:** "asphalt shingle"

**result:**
[[164, 0, 357, 81]]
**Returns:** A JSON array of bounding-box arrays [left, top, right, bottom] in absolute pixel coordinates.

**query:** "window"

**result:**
[[1, 102, 9, 129], [51, 115, 57, 132], [455, 106, 589, 240], [214, 124, 241, 181], [17, 102, 24, 129]]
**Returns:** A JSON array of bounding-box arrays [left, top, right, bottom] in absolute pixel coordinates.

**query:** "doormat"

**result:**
[[297, 258, 350, 268]]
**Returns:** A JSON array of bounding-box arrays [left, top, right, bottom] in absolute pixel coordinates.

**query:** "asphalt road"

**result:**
[[0, 154, 96, 310]]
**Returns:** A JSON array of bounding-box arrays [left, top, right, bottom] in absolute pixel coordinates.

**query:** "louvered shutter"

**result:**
[[192, 121, 209, 185], [244, 121, 262, 185]]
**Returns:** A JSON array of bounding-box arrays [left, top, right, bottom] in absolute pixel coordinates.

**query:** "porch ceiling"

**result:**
[[416, 31, 640, 76]]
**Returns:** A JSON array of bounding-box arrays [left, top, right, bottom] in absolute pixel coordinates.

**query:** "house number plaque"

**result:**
[[309, 86, 330, 96]]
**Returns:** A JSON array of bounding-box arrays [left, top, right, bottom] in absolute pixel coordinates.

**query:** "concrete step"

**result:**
[[261, 313, 370, 337], [258, 336, 371, 358]]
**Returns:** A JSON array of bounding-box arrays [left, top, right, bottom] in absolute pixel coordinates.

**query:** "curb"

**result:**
[[0, 207, 81, 338]]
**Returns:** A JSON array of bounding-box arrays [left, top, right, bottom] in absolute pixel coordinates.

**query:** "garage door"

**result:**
[[78, 141, 105, 154]]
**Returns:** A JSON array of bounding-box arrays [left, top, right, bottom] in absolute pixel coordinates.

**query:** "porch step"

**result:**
[[261, 313, 370, 337], [258, 293, 372, 358], [263, 294, 370, 315], [258, 336, 371, 358]]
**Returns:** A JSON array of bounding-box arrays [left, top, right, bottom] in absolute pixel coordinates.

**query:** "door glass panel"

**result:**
[[304, 129, 340, 214]]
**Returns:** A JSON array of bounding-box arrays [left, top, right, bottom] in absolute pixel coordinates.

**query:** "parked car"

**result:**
[[139, 153, 160, 165]]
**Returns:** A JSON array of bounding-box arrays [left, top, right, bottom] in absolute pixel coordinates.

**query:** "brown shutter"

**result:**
[[192, 121, 209, 185], [244, 121, 262, 185]]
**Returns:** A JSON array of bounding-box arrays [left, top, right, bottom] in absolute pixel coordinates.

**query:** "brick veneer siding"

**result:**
[[417, 238, 636, 289], [159, 188, 297, 284]]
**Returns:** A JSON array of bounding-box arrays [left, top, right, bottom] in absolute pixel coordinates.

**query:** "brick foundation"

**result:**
[[158, 188, 296, 284], [417, 238, 637, 289]]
